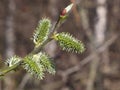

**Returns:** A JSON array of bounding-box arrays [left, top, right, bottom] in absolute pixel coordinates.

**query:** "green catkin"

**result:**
[[23, 55, 44, 79], [6, 56, 21, 67], [33, 18, 51, 47], [23, 52, 55, 79], [54, 32, 85, 53]]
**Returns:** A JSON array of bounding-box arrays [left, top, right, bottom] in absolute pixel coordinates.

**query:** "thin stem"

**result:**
[[0, 61, 23, 77]]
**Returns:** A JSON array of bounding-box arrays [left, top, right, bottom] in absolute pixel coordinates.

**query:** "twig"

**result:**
[[0, 61, 22, 77], [17, 74, 31, 90]]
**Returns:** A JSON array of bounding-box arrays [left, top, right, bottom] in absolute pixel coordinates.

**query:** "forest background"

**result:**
[[0, 0, 120, 90]]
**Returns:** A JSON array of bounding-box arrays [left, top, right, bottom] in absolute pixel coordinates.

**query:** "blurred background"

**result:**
[[0, 0, 120, 90]]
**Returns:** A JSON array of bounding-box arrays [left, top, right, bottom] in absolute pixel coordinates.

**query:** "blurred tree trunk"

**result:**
[[5, 0, 15, 58], [4, 0, 16, 90], [86, 0, 107, 90]]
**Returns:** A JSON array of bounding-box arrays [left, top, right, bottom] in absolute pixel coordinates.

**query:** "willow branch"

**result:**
[[0, 5, 72, 77]]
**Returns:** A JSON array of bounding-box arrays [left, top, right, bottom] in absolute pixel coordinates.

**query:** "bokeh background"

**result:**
[[0, 0, 120, 90]]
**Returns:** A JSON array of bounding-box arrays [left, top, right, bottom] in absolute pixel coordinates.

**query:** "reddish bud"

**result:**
[[60, 3, 73, 16], [61, 9, 67, 16]]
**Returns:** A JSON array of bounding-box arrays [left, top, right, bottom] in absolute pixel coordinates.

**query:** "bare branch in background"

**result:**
[[17, 74, 31, 90]]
